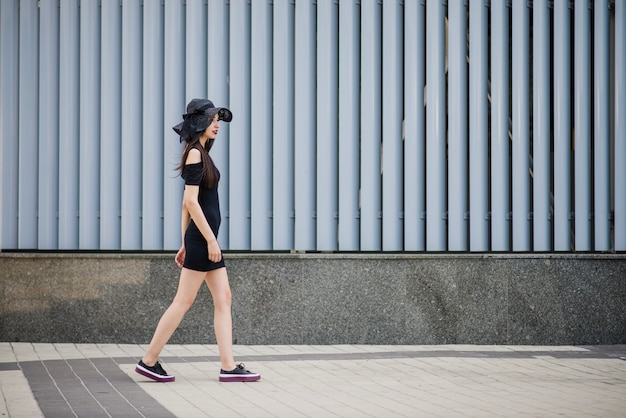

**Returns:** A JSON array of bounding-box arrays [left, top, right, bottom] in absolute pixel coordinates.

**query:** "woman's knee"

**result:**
[[171, 296, 195, 312], [205, 268, 232, 309], [213, 287, 232, 310]]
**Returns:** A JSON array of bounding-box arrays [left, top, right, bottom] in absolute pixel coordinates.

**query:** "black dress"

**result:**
[[181, 160, 225, 272]]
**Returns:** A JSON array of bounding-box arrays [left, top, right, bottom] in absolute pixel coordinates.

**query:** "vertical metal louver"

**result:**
[[0, 0, 623, 252]]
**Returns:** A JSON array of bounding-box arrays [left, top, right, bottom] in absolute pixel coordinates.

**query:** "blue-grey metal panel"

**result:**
[[574, 0, 591, 251], [532, 0, 551, 251], [316, 0, 339, 251], [121, 0, 142, 250], [594, 0, 611, 251], [272, 0, 295, 250], [251, 0, 273, 250], [0, 0, 19, 249], [163, 0, 185, 249], [491, 0, 510, 251], [403, 0, 425, 251], [142, 0, 164, 250], [360, 0, 382, 250], [38, 0, 59, 249], [2, 0, 623, 254], [18, 0, 39, 249], [616, 0, 626, 251], [207, 0, 231, 250], [100, 0, 122, 250], [229, 0, 252, 249], [426, 0, 446, 251], [448, 0, 468, 252], [511, 0, 530, 251], [186, 0, 206, 97], [338, 0, 360, 251], [553, 0, 571, 251], [58, 0, 80, 249], [382, 0, 403, 251], [79, 0, 101, 249], [338, 0, 359, 251], [294, 0, 317, 250], [469, 0, 489, 251]]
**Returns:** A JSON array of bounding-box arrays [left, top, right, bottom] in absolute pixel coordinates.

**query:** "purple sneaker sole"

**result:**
[[135, 365, 175, 383], [219, 374, 261, 383]]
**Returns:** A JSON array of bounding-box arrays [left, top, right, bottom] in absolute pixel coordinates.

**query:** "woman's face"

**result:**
[[204, 114, 220, 140]]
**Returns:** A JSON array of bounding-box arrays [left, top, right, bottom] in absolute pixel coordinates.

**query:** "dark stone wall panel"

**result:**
[[1, 253, 624, 345]]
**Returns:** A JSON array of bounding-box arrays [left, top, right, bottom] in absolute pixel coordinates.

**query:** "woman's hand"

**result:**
[[208, 239, 222, 263], [175, 247, 186, 268]]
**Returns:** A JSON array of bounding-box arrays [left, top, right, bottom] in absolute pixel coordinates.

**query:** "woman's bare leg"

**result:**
[[204, 267, 236, 371], [142, 268, 206, 366]]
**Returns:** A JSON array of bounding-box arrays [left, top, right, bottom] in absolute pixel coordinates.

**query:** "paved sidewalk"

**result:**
[[0, 343, 625, 417]]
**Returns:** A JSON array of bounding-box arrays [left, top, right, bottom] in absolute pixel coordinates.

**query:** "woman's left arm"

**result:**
[[175, 200, 191, 268]]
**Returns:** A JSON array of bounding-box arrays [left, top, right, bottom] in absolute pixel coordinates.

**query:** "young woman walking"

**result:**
[[135, 99, 260, 383]]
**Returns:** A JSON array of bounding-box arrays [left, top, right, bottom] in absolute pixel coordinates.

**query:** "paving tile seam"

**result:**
[[87, 358, 153, 418], [20, 356, 176, 418], [28, 359, 79, 417], [2, 348, 626, 370]]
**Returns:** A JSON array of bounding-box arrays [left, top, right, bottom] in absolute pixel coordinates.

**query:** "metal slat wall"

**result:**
[[594, 0, 611, 251], [78, 0, 101, 249], [448, 0, 468, 251], [58, 0, 80, 249], [382, 0, 403, 251], [141, 0, 164, 250], [426, 0, 446, 251], [162, 0, 185, 250], [575, 0, 592, 251], [100, 0, 122, 250], [294, 0, 317, 250], [317, 0, 339, 251], [1, 0, 19, 249], [617, 0, 626, 251], [0, 0, 623, 253], [490, 0, 510, 251], [251, 0, 273, 250], [18, 0, 39, 249], [403, 0, 425, 252], [554, 0, 572, 251], [512, 0, 531, 251], [533, 0, 551, 251], [38, 0, 59, 250], [338, 0, 359, 251], [121, 0, 142, 250], [469, 0, 488, 251], [272, 0, 294, 250], [229, 0, 251, 249]]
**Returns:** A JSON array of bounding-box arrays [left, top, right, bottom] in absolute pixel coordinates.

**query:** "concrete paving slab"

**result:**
[[0, 344, 625, 417]]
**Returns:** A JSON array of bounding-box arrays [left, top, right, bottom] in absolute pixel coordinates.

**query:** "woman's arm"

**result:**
[[175, 200, 191, 268], [181, 200, 190, 244]]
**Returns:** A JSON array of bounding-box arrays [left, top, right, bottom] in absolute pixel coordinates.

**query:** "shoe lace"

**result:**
[[154, 362, 167, 375]]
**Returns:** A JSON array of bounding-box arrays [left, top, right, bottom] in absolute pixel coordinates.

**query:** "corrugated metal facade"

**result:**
[[0, 0, 624, 252]]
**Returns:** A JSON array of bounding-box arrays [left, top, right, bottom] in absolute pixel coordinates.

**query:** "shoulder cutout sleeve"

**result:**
[[183, 162, 203, 186]]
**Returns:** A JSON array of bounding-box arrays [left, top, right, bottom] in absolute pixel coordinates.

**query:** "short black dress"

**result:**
[[182, 160, 225, 272]]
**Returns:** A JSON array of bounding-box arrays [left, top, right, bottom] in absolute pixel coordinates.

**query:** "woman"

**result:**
[[135, 99, 260, 383]]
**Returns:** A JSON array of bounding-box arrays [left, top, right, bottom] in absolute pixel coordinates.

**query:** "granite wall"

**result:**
[[1, 253, 624, 345]]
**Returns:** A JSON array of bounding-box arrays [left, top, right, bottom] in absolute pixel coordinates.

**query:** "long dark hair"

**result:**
[[177, 132, 220, 188]]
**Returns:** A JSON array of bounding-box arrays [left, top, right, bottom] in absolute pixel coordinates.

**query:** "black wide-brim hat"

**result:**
[[173, 98, 233, 142]]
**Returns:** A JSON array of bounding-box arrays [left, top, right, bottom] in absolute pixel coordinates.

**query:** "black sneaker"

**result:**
[[219, 363, 261, 382], [135, 360, 175, 382]]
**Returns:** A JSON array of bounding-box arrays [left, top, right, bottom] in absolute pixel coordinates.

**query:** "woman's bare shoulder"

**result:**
[[185, 147, 202, 165]]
